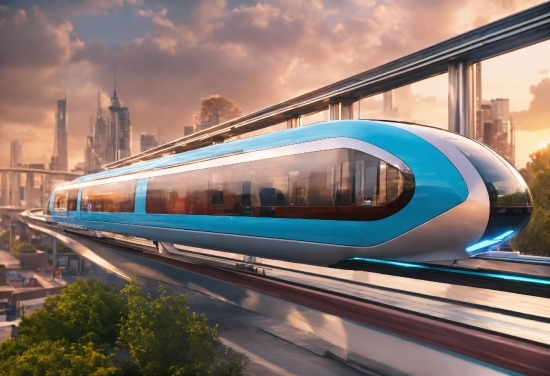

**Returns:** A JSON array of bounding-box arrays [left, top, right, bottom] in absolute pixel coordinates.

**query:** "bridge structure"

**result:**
[[0, 168, 82, 210], [105, 2, 550, 169]]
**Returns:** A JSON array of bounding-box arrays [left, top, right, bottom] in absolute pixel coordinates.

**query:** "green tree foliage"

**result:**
[[37, 243, 53, 254], [118, 279, 244, 376], [18, 279, 127, 346], [0, 339, 121, 376], [10, 240, 35, 255], [512, 145, 550, 256], [36, 242, 72, 254], [0, 230, 9, 250], [0, 278, 244, 375]]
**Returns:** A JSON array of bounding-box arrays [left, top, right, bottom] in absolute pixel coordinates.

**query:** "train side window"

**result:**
[[81, 180, 137, 213], [67, 188, 79, 211], [144, 147, 414, 220], [53, 191, 68, 211], [146, 170, 208, 215]]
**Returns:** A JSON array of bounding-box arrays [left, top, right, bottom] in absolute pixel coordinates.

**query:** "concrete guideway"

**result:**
[[24, 221, 550, 375]]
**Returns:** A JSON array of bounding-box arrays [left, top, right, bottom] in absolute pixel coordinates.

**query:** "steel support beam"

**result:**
[[287, 117, 302, 128], [341, 101, 355, 120], [448, 61, 475, 138], [328, 103, 340, 120]]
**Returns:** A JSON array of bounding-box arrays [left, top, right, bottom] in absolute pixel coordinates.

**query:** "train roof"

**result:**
[[74, 119, 455, 184]]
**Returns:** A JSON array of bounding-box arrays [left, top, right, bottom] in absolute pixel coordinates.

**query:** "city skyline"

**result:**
[[0, 0, 548, 170]]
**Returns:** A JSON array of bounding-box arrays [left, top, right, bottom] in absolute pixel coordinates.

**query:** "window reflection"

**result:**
[[81, 181, 136, 213], [146, 148, 415, 221], [53, 188, 78, 212]]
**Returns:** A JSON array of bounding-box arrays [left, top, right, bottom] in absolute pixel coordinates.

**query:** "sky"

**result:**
[[0, 0, 548, 170]]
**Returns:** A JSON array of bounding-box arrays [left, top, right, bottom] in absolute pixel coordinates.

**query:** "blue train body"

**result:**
[[47, 120, 532, 264]]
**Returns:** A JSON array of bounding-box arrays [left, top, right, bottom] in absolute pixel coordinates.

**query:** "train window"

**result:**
[[146, 170, 208, 214], [67, 189, 79, 211], [53, 191, 67, 211], [427, 131, 531, 207], [81, 180, 136, 213], [52, 189, 78, 211], [145, 148, 415, 220]]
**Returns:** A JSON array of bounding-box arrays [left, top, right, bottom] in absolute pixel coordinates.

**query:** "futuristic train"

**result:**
[[45, 120, 532, 264]]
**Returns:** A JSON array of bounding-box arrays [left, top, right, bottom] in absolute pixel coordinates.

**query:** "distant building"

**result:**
[[28, 164, 45, 170], [54, 98, 68, 171], [184, 126, 194, 136], [9, 140, 22, 206], [10, 140, 22, 167], [476, 98, 515, 166], [108, 81, 131, 161], [84, 79, 132, 173], [140, 134, 158, 153], [474, 62, 515, 166], [71, 162, 86, 174]]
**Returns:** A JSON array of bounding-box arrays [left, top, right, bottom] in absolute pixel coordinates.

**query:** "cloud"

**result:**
[[512, 78, 550, 131], [0, 6, 82, 68], [0, 0, 547, 172]]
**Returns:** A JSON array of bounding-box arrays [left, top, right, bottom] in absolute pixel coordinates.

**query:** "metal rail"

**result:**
[[104, 2, 550, 169], [0, 168, 81, 179]]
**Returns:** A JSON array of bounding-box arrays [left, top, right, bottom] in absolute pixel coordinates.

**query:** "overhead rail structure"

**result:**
[[0, 168, 82, 179], [104, 2, 550, 169]]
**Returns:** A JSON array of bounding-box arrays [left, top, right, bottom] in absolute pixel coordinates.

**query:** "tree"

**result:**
[[512, 145, 550, 256], [0, 278, 244, 375], [17, 278, 127, 346], [195, 95, 242, 131], [0, 279, 127, 375], [0, 230, 9, 251], [0, 339, 122, 376], [10, 240, 35, 255], [118, 279, 244, 376]]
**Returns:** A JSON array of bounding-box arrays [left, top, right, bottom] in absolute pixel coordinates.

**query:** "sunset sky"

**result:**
[[0, 0, 548, 170]]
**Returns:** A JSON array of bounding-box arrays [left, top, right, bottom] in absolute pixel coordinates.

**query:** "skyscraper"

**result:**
[[93, 91, 109, 168], [10, 140, 22, 167], [54, 98, 68, 171], [108, 74, 131, 162], [9, 140, 22, 206], [140, 134, 158, 152]]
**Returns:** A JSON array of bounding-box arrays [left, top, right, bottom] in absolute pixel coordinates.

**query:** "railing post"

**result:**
[[448, 61, 476, 138]]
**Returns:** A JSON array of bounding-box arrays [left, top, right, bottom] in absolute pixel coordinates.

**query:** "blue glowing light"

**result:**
[[345, 257, 550, 286], [494, 230, 514, 240], [466, 230, 515, 253]]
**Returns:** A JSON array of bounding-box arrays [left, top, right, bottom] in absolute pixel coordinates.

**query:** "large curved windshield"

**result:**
[[421, 128, 531, 207]]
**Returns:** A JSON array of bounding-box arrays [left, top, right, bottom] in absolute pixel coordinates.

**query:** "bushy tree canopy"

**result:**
[[512, 145, 550, 256], [0, 278, 244, 375], [118, 281, 243, 376], [10, 240, 35, 255]]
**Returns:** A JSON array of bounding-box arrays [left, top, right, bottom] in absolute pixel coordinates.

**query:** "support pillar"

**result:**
[[448, 61, 476, 138], [329, 103, 340, 120], [52, 238, 57, 279], [341, 101, 355, 120], [287, 117, 302, 129]]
